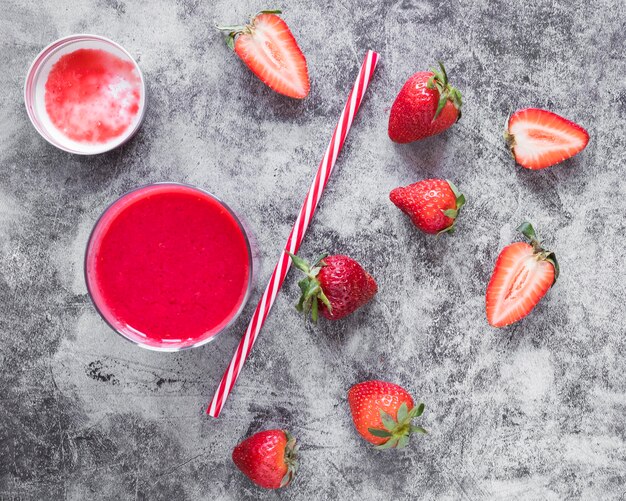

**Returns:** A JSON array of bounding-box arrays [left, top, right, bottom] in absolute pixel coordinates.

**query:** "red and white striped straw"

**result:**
[[207, 50, 379, 418]]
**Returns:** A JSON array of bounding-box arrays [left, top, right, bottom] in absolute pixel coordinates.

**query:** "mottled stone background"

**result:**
[[1, 0, 625, 499]]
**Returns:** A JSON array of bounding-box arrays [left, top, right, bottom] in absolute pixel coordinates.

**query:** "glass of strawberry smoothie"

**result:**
[[85, 183, 254, 351]]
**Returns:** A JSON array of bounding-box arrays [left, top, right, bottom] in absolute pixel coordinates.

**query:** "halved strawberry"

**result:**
[[218, 10, 310, 99], [486, 222, 559, 327], [505, 108, 589, 170]]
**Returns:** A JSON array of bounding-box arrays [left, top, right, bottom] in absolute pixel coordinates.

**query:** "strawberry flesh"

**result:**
[[506, 108, 589, 169]]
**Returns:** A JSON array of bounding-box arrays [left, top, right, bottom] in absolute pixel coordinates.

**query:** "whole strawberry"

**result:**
[[288, 253, 377, 321], [390, 179, 465, 234], [348, 380, 427, 449], [232, 429, 298, 489], [388, 62, 462, 143]]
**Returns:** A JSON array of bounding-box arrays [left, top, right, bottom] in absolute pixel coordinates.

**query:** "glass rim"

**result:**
[[24, 33, 147, 155], [84, 182, 254, 352]]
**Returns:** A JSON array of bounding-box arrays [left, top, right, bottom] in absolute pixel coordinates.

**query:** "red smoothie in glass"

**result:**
[[85, 184, 252, 350]]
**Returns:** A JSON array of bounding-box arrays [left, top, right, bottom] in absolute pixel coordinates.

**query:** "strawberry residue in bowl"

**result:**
[[44, 48, 141, 144]]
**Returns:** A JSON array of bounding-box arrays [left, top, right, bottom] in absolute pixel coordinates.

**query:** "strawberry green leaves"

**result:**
[[545, 253, 559, 282], [516, 221, 560, 282], [279, 431, 299, 488], [380, 409, 397, 431], [367, 402, 427, 450], [438, 180, 466, 235], [517, 221, 538, 242], [368, 428, 393, 438], [413, 402, 425, 417], [288, 252, 332, 322], [427, 61, 463, 121]]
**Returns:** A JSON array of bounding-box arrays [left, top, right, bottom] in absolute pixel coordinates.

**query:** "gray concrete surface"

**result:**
[[1, 0, 625, 499]]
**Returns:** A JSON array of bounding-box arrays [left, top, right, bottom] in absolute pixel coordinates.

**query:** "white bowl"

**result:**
[[24, 34, 146, 155]]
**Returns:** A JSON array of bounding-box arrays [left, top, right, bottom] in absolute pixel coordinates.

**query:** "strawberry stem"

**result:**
[[517, 221, 538, 242], [427, 61, 462, 121], [216, 9, 283, 50], [279, 430, 298, 488], [367, 402, 427, 450], [288, 252, 332, 321]]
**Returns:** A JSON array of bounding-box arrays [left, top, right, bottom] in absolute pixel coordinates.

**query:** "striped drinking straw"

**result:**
[[207, 50, 380, 418]]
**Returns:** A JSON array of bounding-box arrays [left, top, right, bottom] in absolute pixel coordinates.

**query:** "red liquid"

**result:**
[[86, 184, 251, 349], [45, 48, 141, 143]]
